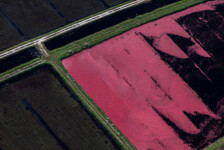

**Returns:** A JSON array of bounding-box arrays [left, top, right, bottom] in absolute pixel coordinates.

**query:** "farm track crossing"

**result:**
[[0, 0, 146, 59]]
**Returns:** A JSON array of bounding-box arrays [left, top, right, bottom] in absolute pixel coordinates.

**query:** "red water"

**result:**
[[62, 1, 220, 150]]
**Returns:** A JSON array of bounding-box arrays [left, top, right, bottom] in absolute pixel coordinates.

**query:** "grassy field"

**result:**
[[0, 66, 120, 150]]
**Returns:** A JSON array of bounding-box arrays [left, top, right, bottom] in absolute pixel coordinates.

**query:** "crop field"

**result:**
[[0, 0, 127, 52], [62, 1, 224, 149], [0, 66, 120, 150], [0, 47, 41, 74], [0, 13, 25, 51], [0, 0, 66, 39]]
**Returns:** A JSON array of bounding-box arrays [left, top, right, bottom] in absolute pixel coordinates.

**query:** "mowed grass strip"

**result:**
[[0, 66, 120, 150], [53, 0, 207, 60]]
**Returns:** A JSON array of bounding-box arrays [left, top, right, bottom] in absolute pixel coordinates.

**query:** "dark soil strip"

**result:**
[[98, 0, 110, 8], [0, 47, 41, 74], [177, 10, 224, 67], [0, 9, 25, 38], [139, 28, 224, 148], [46, 0, 70, 24], [152, 106, 224, 149], [150, 76, 172, 100], [168, 34, 224, 90], [176, 10, 224, 112], [45, 0, 180, 50], [152, 106, 192, 144], [216, 4, 224, 17], [140, 32, 223, 112], [22, 99, 69, 150], [124, 49, 131, 54], [205, 11, 224, 40], [183, 112, 210, 129]]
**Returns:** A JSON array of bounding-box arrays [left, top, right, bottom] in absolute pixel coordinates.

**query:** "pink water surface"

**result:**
[[62, 1, 219, 150]]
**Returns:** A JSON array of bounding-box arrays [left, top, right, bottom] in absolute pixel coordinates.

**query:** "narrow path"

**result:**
[[37, 41, 49, 57]]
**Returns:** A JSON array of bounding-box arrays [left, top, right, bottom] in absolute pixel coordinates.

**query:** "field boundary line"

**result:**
[[51, 61, 136, 150], [0, 60, 45, 82], [55, 0, 207, 60]]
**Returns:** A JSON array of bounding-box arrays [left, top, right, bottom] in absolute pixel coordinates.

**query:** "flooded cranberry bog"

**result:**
[[62, 1, 224, 149], [0, 65, 121, 150]]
